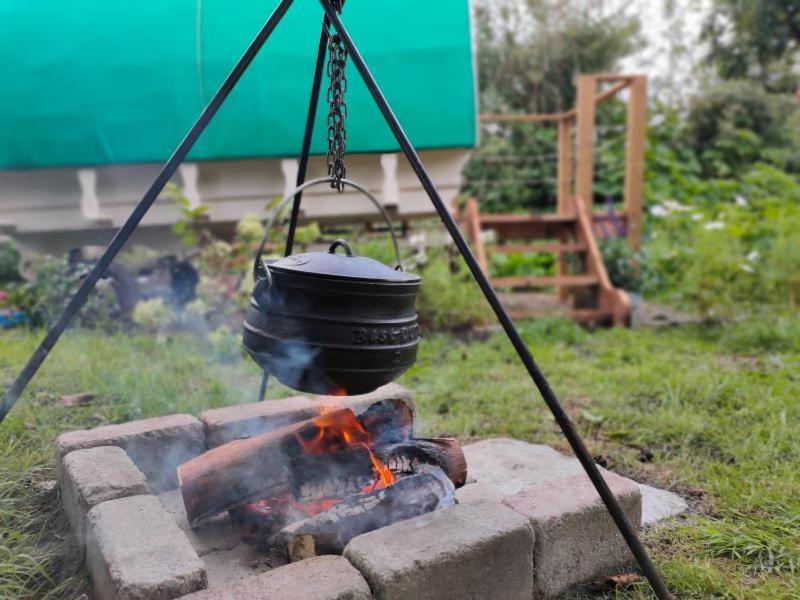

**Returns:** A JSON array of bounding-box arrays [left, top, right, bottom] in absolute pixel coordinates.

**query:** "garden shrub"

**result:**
[[12, 255, 121, 329], [0, 241, 22, 285], [686, 81, 799, 176], [646, 164, 800, 319]]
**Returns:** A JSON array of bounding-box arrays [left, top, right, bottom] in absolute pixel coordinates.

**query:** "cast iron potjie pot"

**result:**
[[243, 239, 420, 395]]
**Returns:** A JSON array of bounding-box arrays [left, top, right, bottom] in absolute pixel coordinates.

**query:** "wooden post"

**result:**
[[556, 117, 573, 300], [623, 75, 647, 250], [465, 198, 489, 274], [574, 75, 596, 212], [556, 118, 573, 214]]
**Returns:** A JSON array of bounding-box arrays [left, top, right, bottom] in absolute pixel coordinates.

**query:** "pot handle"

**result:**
[[253, 176, 404, 282], [252, 258, 273, 309]]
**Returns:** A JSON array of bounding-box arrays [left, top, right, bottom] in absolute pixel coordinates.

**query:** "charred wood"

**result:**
[[375, 437, 467, 487], [270, 464, 455, 560], [178, 409, 355, 525]]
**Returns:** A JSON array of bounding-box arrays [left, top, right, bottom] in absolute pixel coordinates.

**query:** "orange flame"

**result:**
[[249, 406, 397, 519], [293, 407, 395, 495]]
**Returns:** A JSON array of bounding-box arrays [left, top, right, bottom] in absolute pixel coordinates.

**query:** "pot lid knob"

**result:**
[[328, 239, 354, 257]]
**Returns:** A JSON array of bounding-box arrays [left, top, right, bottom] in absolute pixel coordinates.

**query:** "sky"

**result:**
[[617, 0, 712, 101]]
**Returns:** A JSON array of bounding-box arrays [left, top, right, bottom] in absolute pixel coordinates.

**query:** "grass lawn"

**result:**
[[1, 316, 798, 598]]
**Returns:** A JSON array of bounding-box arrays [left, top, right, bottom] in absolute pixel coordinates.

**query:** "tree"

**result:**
[[474, 0, 641, 113], [464, 1, 640, 213], [703, 1, 800, 92]]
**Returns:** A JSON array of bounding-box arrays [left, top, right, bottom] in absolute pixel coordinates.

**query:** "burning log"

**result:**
[[270, 465, 456, 561], [355, 398, 413, 444], [179, 409, 360, 525], [178, 404, 466, 526], [376, 437, 468, 487]]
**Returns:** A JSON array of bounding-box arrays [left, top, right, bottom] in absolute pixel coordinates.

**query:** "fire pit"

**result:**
[[176, 397, 467, 562], [55, 383, 664, 599]]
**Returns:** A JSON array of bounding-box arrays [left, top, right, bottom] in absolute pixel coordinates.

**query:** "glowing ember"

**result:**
[[248, 406, 396, 518]]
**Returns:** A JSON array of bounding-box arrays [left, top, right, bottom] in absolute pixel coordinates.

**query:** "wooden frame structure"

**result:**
[[466, 74, 647, 326]]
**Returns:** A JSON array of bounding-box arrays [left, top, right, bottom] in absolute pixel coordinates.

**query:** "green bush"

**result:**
[[686, 81, 799, 176], [13, 255, 121, 329], [0, 241, 22, 285], [598, 237, 643, 292], [416, 255, 492, 332], [646, 164, 800, 319], [490, 251, 555, 279]]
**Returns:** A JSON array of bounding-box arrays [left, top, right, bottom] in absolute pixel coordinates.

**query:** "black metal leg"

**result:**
[[0, 0, 296, 423], [258, 372, 269, 402], [259, 15, 331, 403], [284, 15, 331, 256], [319, 2, 672, 598]]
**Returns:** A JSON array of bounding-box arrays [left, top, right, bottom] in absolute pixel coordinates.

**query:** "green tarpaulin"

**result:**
[[0, 1, 476, 170]]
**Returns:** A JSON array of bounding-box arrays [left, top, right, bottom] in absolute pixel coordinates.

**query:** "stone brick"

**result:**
[[344, 502, 534, 600], [464, 438, 686, 527], [311, 382, 415, 417], [200, 396, 315, 448], [56, 414, 205, 491], [463, 438, 585, 496], [86, 494, 206, 600], [502, 471, 642, 598], [200, 383, 415, 448], [180, 556, 371, 600], [639, 482, 688, 526], [455, 482, 507, 506], [157, 489, 242, 559], [59, 446, 150, 546]]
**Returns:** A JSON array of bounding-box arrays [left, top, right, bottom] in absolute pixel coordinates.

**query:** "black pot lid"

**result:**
[[269, 239, 420, 284]]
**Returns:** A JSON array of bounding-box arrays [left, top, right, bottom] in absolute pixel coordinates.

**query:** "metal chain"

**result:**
[[326, 29, 348, 191]]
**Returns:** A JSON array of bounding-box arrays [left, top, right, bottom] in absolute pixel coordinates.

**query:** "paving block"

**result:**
[[200, 396, 316, 448], [502, 471, 642, 598], [157, 489, 242, 558], [344, 502, 534, 600], [86, 494, 207, 600], [463, 438, 585, 496], [59, 446, 150, 546], [56, 414, 205, 491], [200, 383, 415, 448], [464, 437, 685, 527], [180, 556, 371, 600], [455, 482, 507, 506], [639, 483, 688, 526]]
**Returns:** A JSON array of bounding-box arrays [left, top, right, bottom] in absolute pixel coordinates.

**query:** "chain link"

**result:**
[[326, 30, 348, 191]]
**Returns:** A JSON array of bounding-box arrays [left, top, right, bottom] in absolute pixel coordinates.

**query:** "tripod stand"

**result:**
[[0, 2, 671, 597]]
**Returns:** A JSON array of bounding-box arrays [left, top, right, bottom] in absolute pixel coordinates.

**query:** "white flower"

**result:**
[[408, 232, 426, 247], [746, 250, 760, 262], [663, 199, 691, 212], [650, 205, 668, 217], [734, 195, 748, 206], [704, 221, 724, 231], [739, 263, 754, 273], [692, 213, 703, 221]]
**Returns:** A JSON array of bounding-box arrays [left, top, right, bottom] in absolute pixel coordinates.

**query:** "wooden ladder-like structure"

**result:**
[[462, 195, 630, 326], [463, 73, 646, 327]]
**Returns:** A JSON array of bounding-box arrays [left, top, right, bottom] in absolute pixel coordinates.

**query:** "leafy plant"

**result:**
[[686, 81, 799, 176], [13, 255, 121, 329], [599, 237, 643, 293], [0, 240, 22, 285], [131, 298, 174, 331], [645, 163, 800, 318], [490, 250, 555, 278], [166, 183, 209, 247]]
